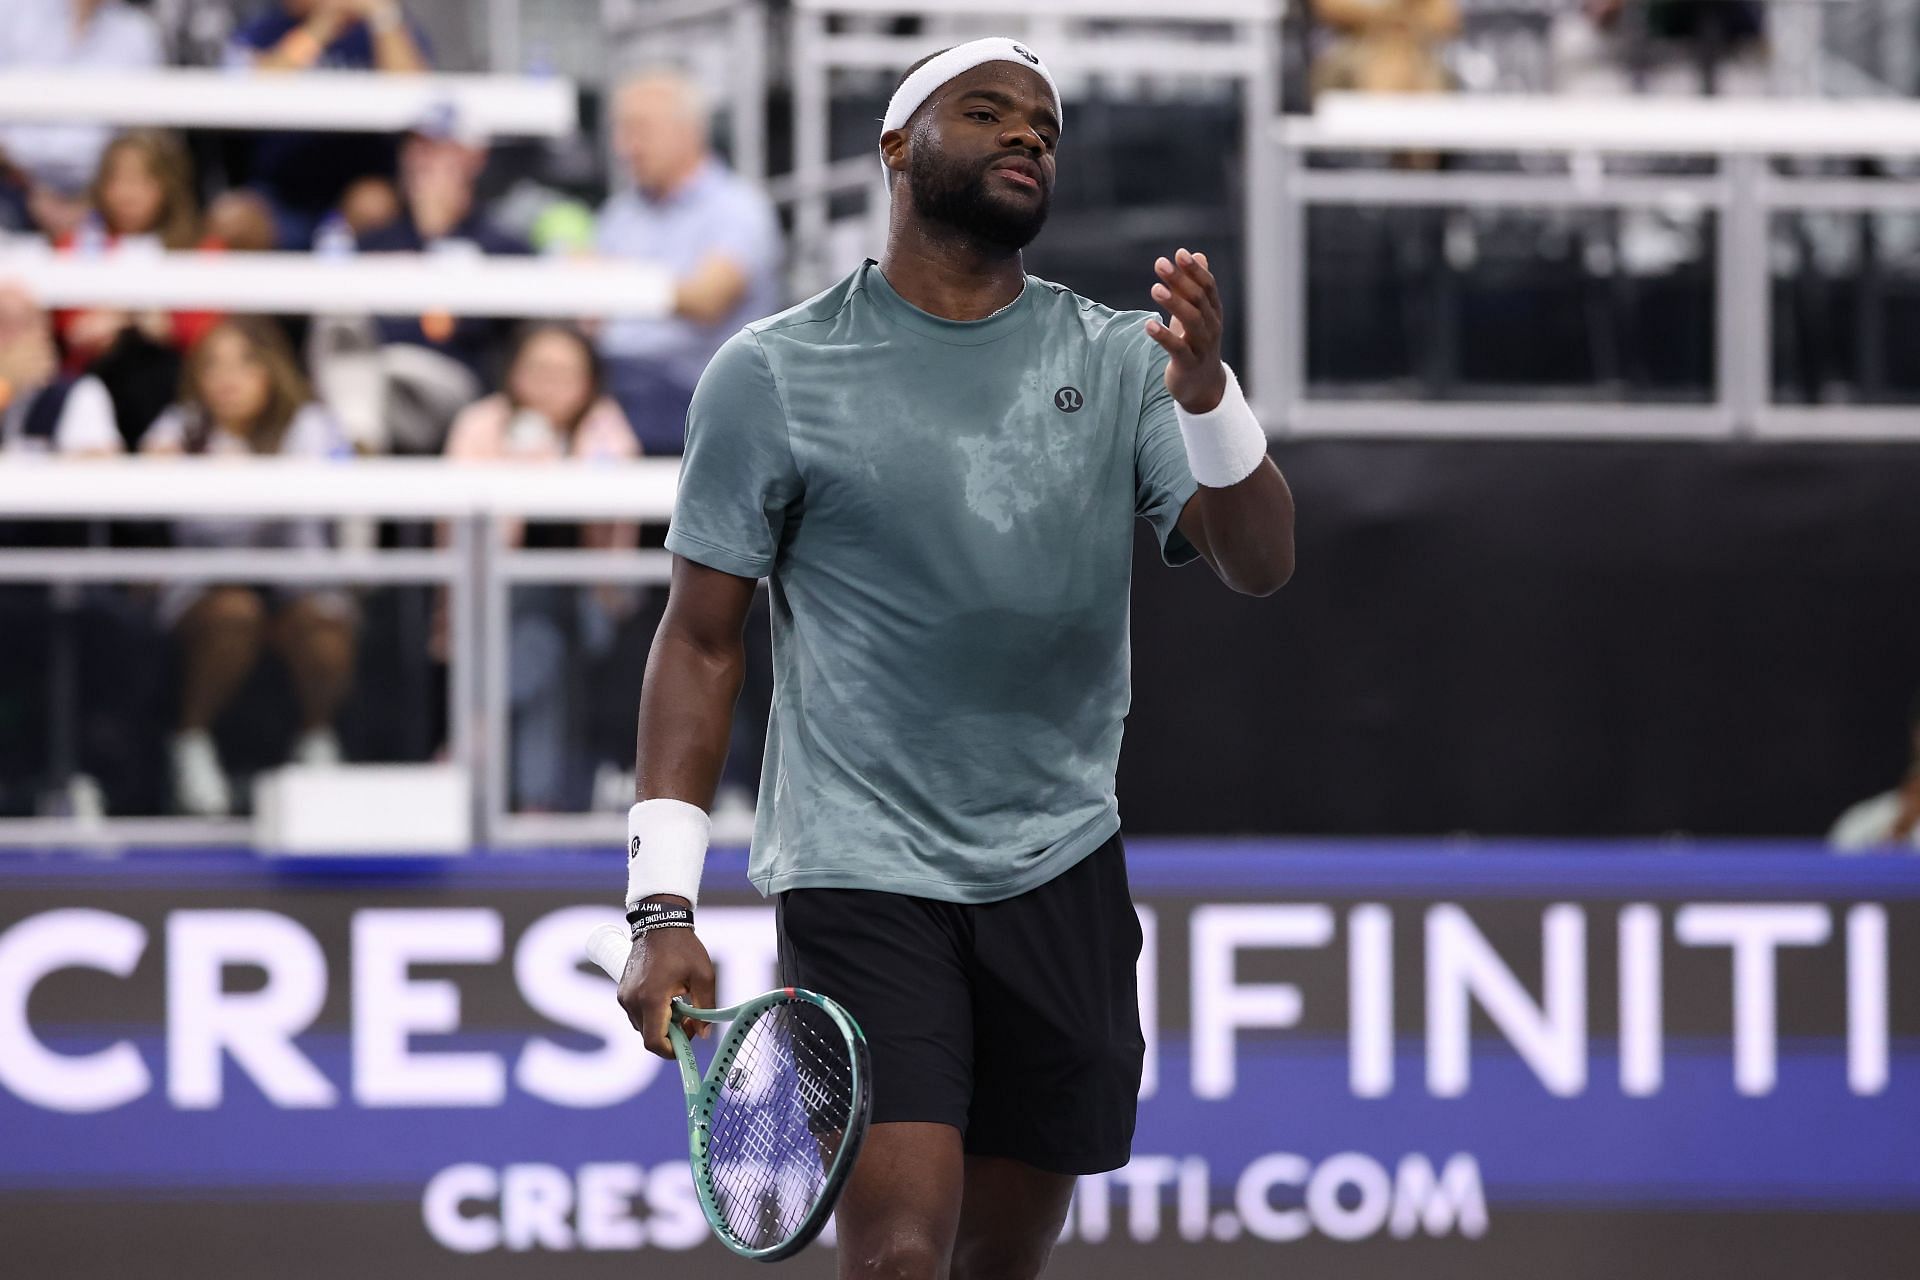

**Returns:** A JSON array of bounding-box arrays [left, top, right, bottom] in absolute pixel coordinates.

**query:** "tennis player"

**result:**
[[616, 37, 1295, 1278]]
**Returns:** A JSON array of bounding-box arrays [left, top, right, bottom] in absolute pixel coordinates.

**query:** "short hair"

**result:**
[[884, 48, 952, 186], [615, 68, 711, 137]]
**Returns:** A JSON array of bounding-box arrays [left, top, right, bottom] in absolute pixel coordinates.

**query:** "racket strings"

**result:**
[[701, 999, 858, 1251]]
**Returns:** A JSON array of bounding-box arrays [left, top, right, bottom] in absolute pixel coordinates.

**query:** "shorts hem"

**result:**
[[961, 1136, 1134, 1177], [751, 811, 1120, 903]]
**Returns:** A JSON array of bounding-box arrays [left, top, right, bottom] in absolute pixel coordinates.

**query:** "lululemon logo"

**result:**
[[1012, 44, 1039, 65], [628, 835, 642, 859], [1053, 386, 1084, 413]]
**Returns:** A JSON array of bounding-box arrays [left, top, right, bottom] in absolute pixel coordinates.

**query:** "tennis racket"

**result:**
[[585, 922, 872, 1261]]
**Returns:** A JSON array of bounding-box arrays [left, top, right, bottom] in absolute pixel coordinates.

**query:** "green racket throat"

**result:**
[[586, 923, 874, 1262]]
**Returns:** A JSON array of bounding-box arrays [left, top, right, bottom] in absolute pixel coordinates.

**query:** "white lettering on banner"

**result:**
[[167, 910, 336, 1108], [514, 906, 662, 1107], [1427, 903, 1587, 1096], [0, 908, 150, 1112], [502, 1162, 575, 1251], [1306, 1152, 1394, 1241], [427, 1152, 1487, 1252], [1618, 904, 1664, 1096], [1675, 904, 1830, 1096], [1347, 904, 1393, 1097], [1078, 1152, 1486, 1245], [576, 1162, 646, 1250], [0, 899, 1900, 1113], [1389, 1152, 1488, 1238], [1191, 905, 1335, 1099], [1848, 905, 1889, 1096], [353, 909, 505, 1107], [422, 1162, 501, 1253], [1229, 1153, 1311, 1242], [424, 1161, 708, 1253]]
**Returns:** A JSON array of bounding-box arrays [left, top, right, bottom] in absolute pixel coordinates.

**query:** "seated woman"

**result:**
[[443, 322, 639, 811], [57, 129, 225, 449], [141, 317, 355, 817]]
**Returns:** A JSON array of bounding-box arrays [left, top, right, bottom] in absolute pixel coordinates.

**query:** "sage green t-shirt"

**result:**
[[665, 260, 1201, 902]]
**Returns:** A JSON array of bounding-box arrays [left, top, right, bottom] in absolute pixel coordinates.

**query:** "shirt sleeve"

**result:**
[[662, 329, 800, 580], [1131, 322, 1202, 567], [53, 377, 124, 456], [139, 405, 187, 453], [697, 185, 782, 283], [283, 404, 353, 459]]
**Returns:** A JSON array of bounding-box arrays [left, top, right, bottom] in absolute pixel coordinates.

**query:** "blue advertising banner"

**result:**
[[0, 840, 1913, 1278]]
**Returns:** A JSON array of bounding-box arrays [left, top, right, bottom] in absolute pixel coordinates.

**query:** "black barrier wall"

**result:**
[[1120, 440, 1920, 839]]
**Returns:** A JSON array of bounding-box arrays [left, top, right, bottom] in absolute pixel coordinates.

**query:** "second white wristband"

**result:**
[[1174, 363, 1267, 488]]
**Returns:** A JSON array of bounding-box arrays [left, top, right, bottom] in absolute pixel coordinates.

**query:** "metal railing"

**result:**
[[0, 459, 683, 851], [1260, 92, 1920, 440]]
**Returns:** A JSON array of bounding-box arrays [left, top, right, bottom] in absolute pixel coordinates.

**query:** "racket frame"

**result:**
[[668, 988, 872, 1262]]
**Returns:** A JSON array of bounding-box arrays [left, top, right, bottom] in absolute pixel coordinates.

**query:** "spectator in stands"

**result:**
[[443, 322, 639, 811], [0, 0, 164, 240], [1551, 0, 1767, 98], [56, 130, 222, 369], [1309, 0, 1459, 97], [1830, 693, 1920, 853], [0, 285, 121, 455], [53, 130, 224, 450], [310, 116, 528, 454], [141, 316, 355, 816], [595, 69, 781, 454], [210, 0, 431, 250]]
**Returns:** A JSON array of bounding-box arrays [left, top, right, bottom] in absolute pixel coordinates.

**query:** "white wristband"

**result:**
[[1174, 363, 1266, 488], [625, 798, 711, 909]]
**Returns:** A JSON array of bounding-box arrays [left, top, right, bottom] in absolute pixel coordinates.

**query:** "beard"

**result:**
[[907, 138, 1050, 251]]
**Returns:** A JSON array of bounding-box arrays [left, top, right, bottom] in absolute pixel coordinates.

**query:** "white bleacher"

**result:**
[[0, 69, 575, 137], [0, 244, 674, 318]]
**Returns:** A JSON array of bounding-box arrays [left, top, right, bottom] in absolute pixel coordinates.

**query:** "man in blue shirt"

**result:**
[[217, 0, 432, 249], [594, 70, 781, 454]]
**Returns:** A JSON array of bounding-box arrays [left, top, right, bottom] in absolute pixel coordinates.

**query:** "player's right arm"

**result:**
[[618, 330, 799, 1058], [619, 557, 758, 1057]]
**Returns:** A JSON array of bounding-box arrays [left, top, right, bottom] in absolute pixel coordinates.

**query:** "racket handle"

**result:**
[[585, 922, 631, 981]]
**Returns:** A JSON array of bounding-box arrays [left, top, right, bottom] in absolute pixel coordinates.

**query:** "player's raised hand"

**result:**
[[1145, 248, 1228, 414]]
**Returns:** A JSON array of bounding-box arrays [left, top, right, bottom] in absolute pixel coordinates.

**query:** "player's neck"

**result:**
[[878, 227, 1025, 322]]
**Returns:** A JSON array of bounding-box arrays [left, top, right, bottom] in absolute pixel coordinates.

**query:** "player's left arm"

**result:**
[[1147, 248, 1296, 597]]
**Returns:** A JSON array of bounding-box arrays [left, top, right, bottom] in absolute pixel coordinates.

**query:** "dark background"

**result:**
[[1120, 439, 1920, 838]]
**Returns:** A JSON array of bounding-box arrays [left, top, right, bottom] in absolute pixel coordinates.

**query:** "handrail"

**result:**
[[1283, 91, 1920, 157], [0, 246, 676, 319], [0, 459, 683, 521], [0, 69, 577, 137]]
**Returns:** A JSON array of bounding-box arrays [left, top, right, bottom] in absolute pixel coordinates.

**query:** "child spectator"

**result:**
[[141, 317, 356, 816], [57, 130, 224, 448], [443, 323, 638, 812]]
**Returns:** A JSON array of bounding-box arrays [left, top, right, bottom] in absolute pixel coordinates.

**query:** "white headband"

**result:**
[[881, 37, 1062, 137]]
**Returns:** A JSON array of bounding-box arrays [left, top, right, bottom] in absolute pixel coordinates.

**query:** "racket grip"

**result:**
[[585, 922, 632, 981]]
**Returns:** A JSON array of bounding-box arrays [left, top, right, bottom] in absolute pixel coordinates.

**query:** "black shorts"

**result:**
[[775, 832, 1144, 1176]]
